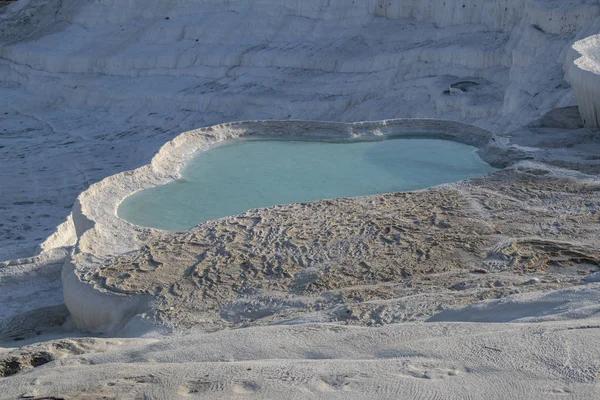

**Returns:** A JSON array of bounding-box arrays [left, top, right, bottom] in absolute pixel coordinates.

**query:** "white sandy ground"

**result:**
[[1, 284, 600, 399], [1, 0, 600, 398]]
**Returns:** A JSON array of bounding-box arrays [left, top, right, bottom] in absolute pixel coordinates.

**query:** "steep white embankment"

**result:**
[[0, 0, 599, 332]]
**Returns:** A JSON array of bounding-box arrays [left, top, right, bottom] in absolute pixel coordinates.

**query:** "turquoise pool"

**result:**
[[118, 137, 495, 231]]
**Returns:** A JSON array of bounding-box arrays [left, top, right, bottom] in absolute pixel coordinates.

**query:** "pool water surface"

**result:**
[[118, 138, 496, 231]]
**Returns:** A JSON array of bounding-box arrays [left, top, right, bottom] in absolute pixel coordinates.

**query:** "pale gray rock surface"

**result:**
[[1, 1, 600, 399]]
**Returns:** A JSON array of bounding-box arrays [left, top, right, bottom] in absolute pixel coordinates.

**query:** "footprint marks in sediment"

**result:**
[[181, 379, 260, 396], [178, 361, 469, 397]]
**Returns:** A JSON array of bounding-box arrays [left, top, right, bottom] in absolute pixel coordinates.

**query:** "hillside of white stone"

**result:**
[[0, 0, 600, 341]]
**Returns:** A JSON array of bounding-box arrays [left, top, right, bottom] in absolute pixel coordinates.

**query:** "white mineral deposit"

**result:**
[[1, 1, 600, 399]]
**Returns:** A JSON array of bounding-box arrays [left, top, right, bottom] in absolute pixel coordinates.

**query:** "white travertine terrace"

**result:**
[[0, 0, 598, 342], [59, 119, 494, 332], [1, 1, 600, 397]]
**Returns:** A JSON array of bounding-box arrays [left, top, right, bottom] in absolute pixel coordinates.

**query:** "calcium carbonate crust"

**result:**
[[56, 118, 501, 333]]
